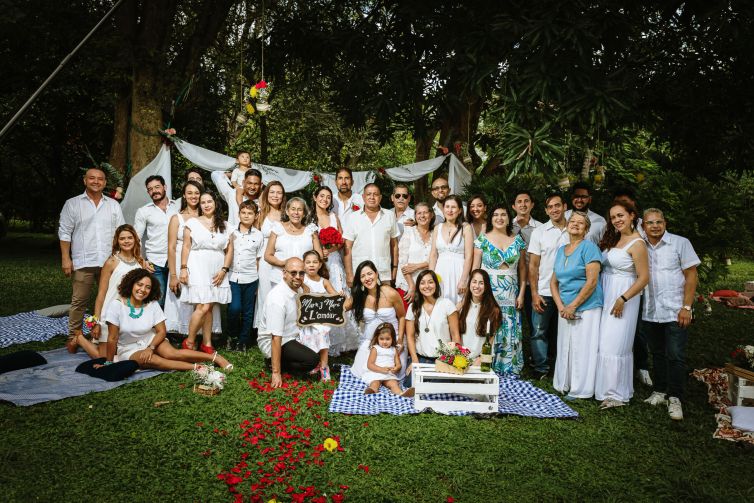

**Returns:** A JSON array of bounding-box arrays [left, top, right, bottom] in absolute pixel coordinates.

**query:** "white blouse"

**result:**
[[406, 297, 456, 357], [268, 221, 318, 284], [396, 226, 432, 291], [461, 302, 486, 359]]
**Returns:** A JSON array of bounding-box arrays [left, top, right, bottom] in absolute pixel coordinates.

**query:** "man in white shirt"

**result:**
[[258, 257, 319, 388], [641, 209, 700, 421], [564, 182, 606, 245], [391, 183, 415, 239], [134, 175, 178, 307], [511, 190, 542, 333], [332, 167, 364, 226], [211, 168, 262, 229], [59, 167, 125, 340], [527, 193, 569, 379], [343, 183, 400, 287]]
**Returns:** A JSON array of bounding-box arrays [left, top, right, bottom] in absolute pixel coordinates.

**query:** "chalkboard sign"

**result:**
[[296, 294, 346, 327]]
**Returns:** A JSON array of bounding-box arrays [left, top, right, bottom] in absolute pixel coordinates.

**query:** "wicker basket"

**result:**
[[435, 360, 469, 375], [193, 384, 221, 396]]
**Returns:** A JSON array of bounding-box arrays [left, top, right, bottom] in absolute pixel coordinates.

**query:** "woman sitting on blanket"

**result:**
[[67, 268, 233, 373]]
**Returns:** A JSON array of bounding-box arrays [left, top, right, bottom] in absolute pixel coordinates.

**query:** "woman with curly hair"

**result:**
[[68, 268, 233, 372]]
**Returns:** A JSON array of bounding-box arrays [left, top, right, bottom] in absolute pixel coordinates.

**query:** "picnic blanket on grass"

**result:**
[[0, 348, 163, 406], [0, 311, 90, 348], [329, 365, 578, 418]]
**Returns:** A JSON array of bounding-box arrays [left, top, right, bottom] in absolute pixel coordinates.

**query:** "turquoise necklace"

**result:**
[[126, 297, 144, 319]]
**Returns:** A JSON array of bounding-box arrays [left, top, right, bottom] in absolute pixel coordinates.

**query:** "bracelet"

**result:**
[[620, 295, 628, 302], [222, 266, 230, 273], [180, 265, 188, 270], [104, 361, 113, 366]]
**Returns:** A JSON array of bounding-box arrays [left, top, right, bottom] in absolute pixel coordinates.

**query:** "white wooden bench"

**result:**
[[412, 363, 499, 413]]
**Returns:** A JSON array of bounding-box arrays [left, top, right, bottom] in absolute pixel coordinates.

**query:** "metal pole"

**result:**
[[0, 0, 126, 143]]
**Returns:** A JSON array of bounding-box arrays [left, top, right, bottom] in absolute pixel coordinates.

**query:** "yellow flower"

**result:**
[[245, 103, 255, 114], [436, 273, 442, 283], [267, 500, 278, 503], [323, 437, 338, 452], [453, 355, 468, 369], [250, 87, 258, 98]]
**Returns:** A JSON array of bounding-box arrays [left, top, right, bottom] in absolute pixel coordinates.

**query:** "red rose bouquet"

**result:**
[[319, 226, 344, 249]]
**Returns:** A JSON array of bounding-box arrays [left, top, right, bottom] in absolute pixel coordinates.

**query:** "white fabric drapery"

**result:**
[[121, 138, 472, 225]]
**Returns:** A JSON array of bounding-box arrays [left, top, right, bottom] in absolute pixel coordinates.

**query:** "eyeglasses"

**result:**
[[393, 193, 409, 199], [431, 185, 449, 192], [285, 270, 305, 277], [572, 194, 590, 199]]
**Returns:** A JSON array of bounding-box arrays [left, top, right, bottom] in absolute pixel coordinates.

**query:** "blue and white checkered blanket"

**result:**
[[0, 312, 89, 348], [329, 365, 579, 418]]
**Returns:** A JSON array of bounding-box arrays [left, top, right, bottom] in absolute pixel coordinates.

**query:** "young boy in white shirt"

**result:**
[[228, 200, 265, 350]]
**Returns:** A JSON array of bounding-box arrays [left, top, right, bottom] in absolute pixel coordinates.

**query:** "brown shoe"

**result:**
[[400, 387, 415, 398]]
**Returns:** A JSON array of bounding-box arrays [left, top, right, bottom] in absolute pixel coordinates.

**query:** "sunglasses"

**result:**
[[393, 193, 409, 199], [285, 270, 305, 277], [431, 185, 449, 191]]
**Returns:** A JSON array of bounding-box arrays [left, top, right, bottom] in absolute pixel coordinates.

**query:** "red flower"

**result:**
[[319, 227, 344, 248], [377, 167, 386, 175], [351, 204, 360, 211], [331, 493, 346, 503], [357, 464, 369, 473], [447, 498, 455, 503], [255, 80, 268, 89], [313, 174, 322, 183]]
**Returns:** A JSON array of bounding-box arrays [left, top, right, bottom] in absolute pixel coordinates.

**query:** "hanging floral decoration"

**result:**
[[254, 80, 271, 112]]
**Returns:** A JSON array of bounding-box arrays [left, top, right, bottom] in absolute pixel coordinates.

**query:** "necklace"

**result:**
[[422, 309, 430, 332], [126, 297, 144, 319], [471, 300, 481, 309], [116, 252, 137, 266]]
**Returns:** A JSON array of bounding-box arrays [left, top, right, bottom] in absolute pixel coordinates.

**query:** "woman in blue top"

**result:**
[[551, 211, 603, 399]]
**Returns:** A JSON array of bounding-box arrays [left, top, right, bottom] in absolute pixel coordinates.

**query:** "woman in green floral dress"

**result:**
[[473, 204, 527, 375]]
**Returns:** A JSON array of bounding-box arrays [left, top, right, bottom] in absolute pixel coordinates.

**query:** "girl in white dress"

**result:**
[[88, 268, 233, 371], [179, 192, 232, 353], [300, 250, 337, 381], [429, 195, 474, 305], [311, 186, 359, 354], [91, 224, 150, 357], [595, 203, 649, 409], [264, 197, 323, 289], [360, 323, 406, 395], [396, 202, 433, 305], [456, 269, 502, 362], [254, 181, 286, 327], [348, 261, 407, 381], [166, 181, 223, 337]]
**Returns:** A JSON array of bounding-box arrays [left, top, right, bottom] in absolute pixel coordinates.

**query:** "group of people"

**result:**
[[59, 152, 699, 420]]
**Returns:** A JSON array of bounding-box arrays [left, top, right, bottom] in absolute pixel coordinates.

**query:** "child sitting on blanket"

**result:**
[[360, 323, 411, 396], [298, 250, 336, 381]]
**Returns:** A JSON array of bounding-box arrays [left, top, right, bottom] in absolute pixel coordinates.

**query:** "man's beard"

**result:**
[[338, 186, 351, 195]]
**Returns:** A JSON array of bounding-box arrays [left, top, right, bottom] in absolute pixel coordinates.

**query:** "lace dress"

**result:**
[[434, 226, 466, 304], [474, 233, 526, 375]]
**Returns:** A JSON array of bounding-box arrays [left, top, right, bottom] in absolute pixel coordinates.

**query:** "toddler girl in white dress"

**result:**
[[360, 323, 409, 395]]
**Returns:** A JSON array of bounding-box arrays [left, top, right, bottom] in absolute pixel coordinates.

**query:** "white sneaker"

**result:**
[[668, 397, 683, 421], [644, 391, 667, 406], [638, 369, 653, 386]]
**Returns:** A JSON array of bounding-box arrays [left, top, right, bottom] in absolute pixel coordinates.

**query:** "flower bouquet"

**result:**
[[192, 364, 226, 396], [319, 226, 344, 250], [435, 341, 473, 375], [731, 345, 754, 370]]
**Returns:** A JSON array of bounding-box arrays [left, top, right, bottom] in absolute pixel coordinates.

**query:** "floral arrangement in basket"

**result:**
[[731, 344, 754, 370], [192, 364, 226, 395], [435, 341, 473, 375], [319, 226, 344, 250]]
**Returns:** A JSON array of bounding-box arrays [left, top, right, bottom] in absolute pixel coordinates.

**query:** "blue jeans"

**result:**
[[229, 280, 258, 344], [530, 295, 558, 373], [152, 263, 169, 308], [642, 320, 688, 400]]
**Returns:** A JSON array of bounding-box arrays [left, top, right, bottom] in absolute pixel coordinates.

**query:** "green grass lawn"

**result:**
[[1, 232, 753, 502]]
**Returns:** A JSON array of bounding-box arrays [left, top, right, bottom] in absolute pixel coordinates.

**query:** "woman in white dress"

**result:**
[[348, 260, 407, 381], [456, 269, 502, 362], [311, 186, 359, 354], [405, 269, 461, 383], [254, 181, 286, 327], [595, 203, 649, 409], [165, 181, 223, 337], [90, 224, 151, 357], [264, 197, 322, 289], [551, 211, 604, 400], [99, 268, 233, 371], [428, 195, 474, 305], [179, 192, 233, 353], [396, 202, 434, 306], [466, 194, 488, 239]]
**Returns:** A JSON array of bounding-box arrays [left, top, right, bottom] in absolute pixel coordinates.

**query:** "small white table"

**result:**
[[412, 363, 499, 414]]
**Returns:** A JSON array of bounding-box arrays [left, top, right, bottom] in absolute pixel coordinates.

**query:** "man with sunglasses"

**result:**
[[257, 257, 319, 388], [430, 175, 465, 224], [391, 183, 415, 239]]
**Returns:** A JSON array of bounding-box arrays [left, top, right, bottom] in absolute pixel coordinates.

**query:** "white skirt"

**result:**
[[553, 307, 601, 398]]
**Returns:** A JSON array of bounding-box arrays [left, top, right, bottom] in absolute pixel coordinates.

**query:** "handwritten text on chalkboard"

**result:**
[[296, 294, 346, 327]]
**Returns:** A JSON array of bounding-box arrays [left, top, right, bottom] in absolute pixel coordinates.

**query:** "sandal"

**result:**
[[200, 344, 215, 355], [211, 351, 233, 373], [181, 338, 195, 351], [320, 366, 331, 382]]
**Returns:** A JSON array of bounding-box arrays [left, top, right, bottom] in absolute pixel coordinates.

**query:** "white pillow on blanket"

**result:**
[[729, 406, 754, 432], [34, 304, 72, 318]]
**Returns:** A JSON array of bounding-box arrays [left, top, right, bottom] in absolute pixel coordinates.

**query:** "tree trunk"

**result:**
[[413, 129, 436, 202], [108, 87, 131, 175], [128, 65, 163, 174]]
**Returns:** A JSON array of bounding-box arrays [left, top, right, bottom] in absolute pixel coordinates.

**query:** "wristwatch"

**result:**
[[681, 305, 692, 312], [222, 266, 230, 273]]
